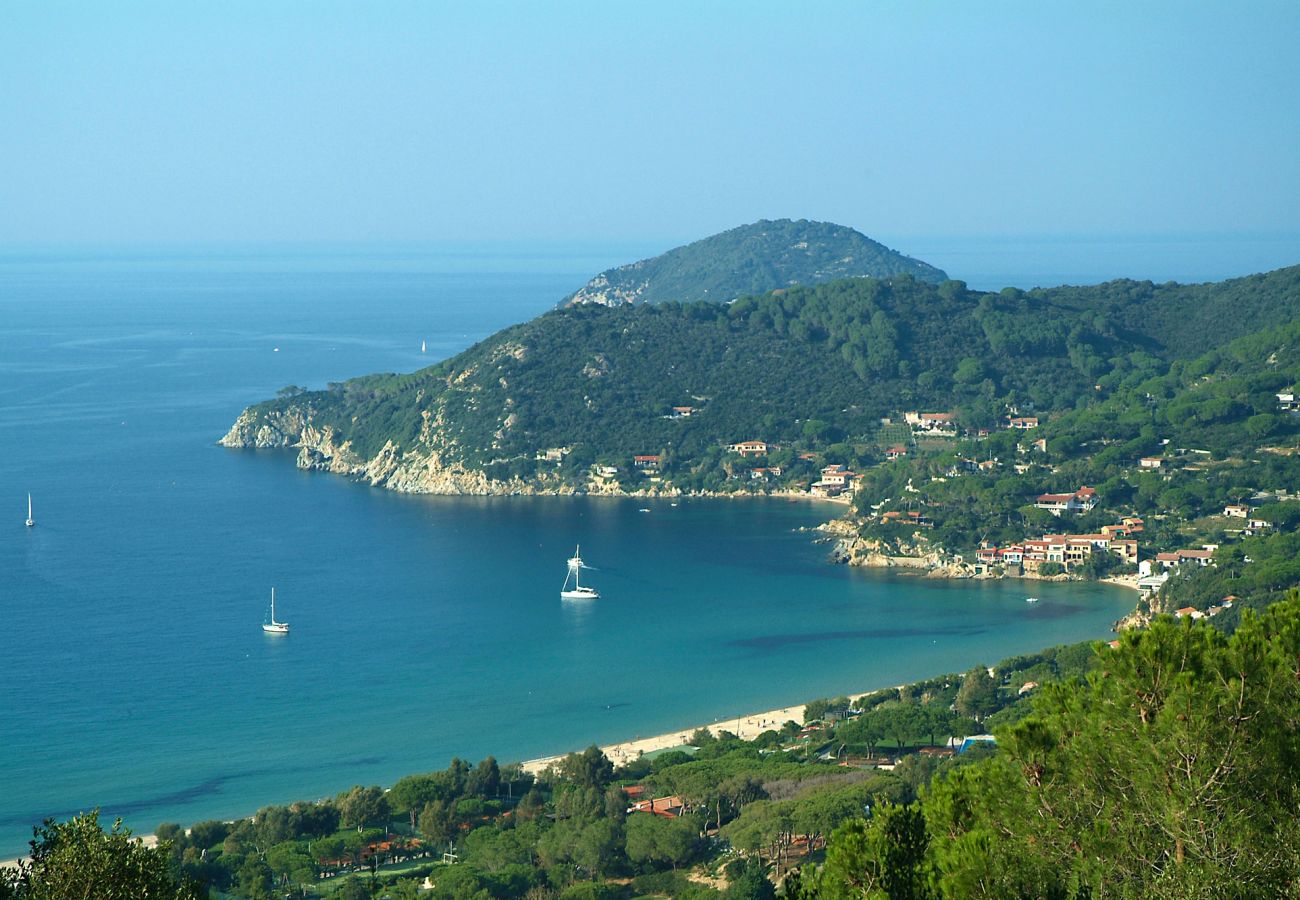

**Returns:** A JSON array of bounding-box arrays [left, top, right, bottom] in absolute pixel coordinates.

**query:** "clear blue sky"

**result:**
[[2, 0, 1298, 245]]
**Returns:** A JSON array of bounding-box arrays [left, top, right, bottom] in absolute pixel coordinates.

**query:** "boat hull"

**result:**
[[561, 589, 599, 600], [262, 623, 290, 634]]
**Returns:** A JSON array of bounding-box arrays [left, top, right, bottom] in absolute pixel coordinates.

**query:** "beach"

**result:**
[[520, 690, 887, 775]]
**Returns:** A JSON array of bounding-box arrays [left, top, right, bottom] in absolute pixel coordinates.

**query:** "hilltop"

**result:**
[[561, 218, 947, 306]]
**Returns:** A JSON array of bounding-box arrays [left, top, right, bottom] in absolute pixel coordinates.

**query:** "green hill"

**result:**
[[220, 264, 1300, 497], [561, 218, 948, 306]]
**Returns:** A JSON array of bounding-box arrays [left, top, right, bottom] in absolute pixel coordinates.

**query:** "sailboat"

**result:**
[[262, 588, 290, 634], [421, 340, 427, 353], [25, 494, 34, 528], [561, 545, 600, 600]]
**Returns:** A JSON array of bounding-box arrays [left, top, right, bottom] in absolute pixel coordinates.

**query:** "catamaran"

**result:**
[[25, 494, 34, 528], [262, 588, 290, 634], [561, 545, 600, 600]]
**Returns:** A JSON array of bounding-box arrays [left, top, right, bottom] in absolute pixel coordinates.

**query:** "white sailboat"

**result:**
[[25, 493, 34, 528], [262, 588, 290, 634], [421, 340, 427, 353], [561, 545, 600, 600]]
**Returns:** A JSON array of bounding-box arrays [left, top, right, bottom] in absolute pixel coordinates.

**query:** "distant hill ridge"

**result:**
[[562, 218, 948, 306]]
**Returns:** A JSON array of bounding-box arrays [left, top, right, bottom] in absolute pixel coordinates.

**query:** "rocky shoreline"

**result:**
[[218, 406, 850, 504]]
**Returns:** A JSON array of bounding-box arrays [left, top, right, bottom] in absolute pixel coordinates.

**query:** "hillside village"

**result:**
[[535, 389, 1299, 620]]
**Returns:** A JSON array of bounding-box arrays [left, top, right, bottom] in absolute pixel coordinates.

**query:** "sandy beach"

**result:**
[[521, 688, 889, 775]]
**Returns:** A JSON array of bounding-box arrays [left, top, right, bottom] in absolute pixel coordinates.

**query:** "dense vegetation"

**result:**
[[232, 265, 1300, 486], [790, 589, 1300, 899], [561, 219, 948, 307], [12, 592, 1300, 898]]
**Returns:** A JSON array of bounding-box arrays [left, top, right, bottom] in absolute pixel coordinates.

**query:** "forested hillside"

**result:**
[[561, 219, 948, 306], [222, 265, 1300, 496]]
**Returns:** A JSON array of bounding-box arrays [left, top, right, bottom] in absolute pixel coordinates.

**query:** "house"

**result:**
[[1175, 607, 1205, 620], [750, 466, 783, 480], [1034, 486, 1098, 516], [1244, 517, 1272, 536], [594, 465, 619, 478], [1031, 438, 1048, 453], [1138, 457, 1164, 469], [1278, 391, 1297, 411], [1017, 681, 1039, 695], [880, 510, 932, 528], [633, 455, 661, 470], [1137, 569, 1169, 592], [818, 465, 853, 486], [1007, 417, 1039, 430], [1158, 548, 1215, 569], [628, 795, 685, 818], [1223, 504, 1250, 518], [885, 445, 908, 461], [905, 411, 956, 434], [729, 440, 769, 457], [670, 406, 695, 418]]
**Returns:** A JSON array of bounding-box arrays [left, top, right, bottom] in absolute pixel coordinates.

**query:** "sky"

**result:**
[[2, 1, 1299, 248]]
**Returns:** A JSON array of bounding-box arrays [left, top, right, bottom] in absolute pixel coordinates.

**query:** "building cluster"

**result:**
[[976, 529, 1138, 574]]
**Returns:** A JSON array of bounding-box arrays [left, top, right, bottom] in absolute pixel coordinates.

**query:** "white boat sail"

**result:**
[[421, 340, 426, 353], [25, 493, 34, 528], [561, 545, 599, 600], [262, 588, 290, 634]]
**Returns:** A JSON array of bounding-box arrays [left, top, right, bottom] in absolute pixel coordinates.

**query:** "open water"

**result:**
[[0, 246, 1138, 855]]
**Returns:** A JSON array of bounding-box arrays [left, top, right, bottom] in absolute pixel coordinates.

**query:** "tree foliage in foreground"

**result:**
[[0, 810, 199, 900], [800, 588, 1300, 898]]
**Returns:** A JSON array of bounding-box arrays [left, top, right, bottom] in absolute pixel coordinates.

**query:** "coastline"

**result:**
[[519, 688, 889, 776]]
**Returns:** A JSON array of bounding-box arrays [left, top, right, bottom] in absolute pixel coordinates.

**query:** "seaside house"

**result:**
[[1034, 486, 1098, 516], [670, 405, 695, 418], [634, 454, 661, 471], [1007, 416, 1039, 430], [885, 445, 908, 461], [1139, 457, 1164, 469], [1223, 503, 1250, 518], [811, 466, 857, 497], [729, 440, 770, 457], [1157, 548, 1216, 569], [1175, 607, 1205, 620], [1278, 391, 1297, 411]]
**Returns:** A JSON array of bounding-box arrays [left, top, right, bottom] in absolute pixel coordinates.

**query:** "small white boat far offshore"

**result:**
[[561, 545, 600, 600], [1025, 597, 1040, 604], [421, 340, 427, 353], [26, 493, 34, 528], [262, 588, 290, 634]]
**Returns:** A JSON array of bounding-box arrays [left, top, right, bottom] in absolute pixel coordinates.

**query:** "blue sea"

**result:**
[[0, 245, 1152, 856]]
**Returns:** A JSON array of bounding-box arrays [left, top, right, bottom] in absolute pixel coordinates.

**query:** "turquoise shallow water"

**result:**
[[0, 248, 1134, 855]]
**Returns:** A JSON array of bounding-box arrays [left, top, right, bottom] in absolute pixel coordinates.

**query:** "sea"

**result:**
[[3, 235, 1292, 857]]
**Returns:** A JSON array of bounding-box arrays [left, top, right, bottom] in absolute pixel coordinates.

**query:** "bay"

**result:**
[[0, 247, 1134, 856]]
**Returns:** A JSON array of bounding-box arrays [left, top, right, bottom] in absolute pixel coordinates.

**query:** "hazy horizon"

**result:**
[[3, 2, 1297, 245]]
